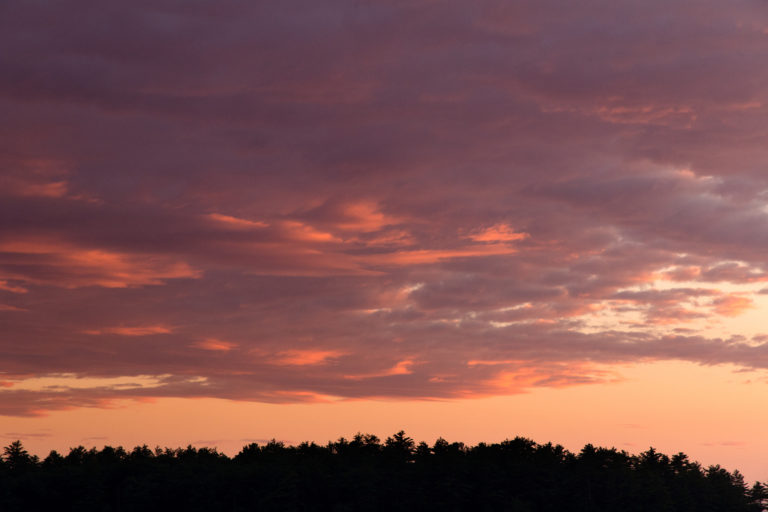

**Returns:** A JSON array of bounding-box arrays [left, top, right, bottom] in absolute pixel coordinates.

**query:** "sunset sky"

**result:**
[[3, 0, 768, 481]]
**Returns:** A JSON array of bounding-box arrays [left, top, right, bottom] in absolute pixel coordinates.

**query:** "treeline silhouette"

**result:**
[[1, 432, 765, 511]]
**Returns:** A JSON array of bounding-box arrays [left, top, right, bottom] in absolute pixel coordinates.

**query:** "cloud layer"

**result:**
[[3, 0, 768, 415]]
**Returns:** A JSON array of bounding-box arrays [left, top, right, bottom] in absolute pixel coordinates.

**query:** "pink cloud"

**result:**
[[9, 180, 69, 198], [0, 280, 28, 293], [3, 0, 768, 415], [271, 350, 345, 366], [205, 213, 268, 230], [711, 295, 754, 317], [0, 304, 27, 312], [344, 359, 416, 380], [192, 339, 238, 352], [468, 224, 529, 243], [83, 325, 173, 336], [489, 362, 618, 393], [334, 201, 402, 232], [0, 237, 200, 288]]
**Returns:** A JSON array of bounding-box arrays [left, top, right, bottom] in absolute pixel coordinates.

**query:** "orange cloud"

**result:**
[[592, 104, 697, 126], [280, 221, 339, 242], [272, 350, 345, 366], [14, 180, 69, 198], [192, 339, 238, 352], [661, 266, 702, 281], [267, 390, 340, 403], [0, 304, 27, 312], [362, 244, 521, 266], [360, 229, 415, 246], [345, 359, 414, 380], [467, 359, 520, 367], [0, 168, 71, 199], [0, 280, 28, 293], [206, 213, 268, 229], [83, 325, 173, 336], [336, 201, 401, 232], [646, 307, 705, 325], [489, 363, 617, 393], [711, 295, 754, 317], [0, 237, 200, 288], [469, 224, 529, 243]]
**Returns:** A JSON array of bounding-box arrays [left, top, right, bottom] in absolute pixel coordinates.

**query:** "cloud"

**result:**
[[344, 359, 416, 380], [271, 350, 346, 366], [0, 304, 27, 312], [83, 325, 174, 336], [711, 295, 754, 317], [0, 280, 28, 293], [6, 179, 69, 199], [0, 236, 200, 288], [192, 339, 238, 352], [3, 0, 768, 415], [468, 224, 529, 243], [3, 432, 51, 439], [205, 213, 269, 230]]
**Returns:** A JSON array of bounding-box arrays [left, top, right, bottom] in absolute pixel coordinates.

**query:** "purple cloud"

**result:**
[[2, 0, 768, 415]]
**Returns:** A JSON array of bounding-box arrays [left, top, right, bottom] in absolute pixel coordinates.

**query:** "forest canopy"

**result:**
[[1, 433, 766, 511]]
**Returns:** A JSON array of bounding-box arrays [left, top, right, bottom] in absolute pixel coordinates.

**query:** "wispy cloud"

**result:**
[[83, 325, 174, 336]]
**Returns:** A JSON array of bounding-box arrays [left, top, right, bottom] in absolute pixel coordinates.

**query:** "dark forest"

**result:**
[[1, 432, 765, 511]]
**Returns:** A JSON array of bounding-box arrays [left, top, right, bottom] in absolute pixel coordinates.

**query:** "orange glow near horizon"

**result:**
[[2, 361, 768, 482]]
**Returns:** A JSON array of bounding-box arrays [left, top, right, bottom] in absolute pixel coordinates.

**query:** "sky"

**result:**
[[3, 0, 768, 480]]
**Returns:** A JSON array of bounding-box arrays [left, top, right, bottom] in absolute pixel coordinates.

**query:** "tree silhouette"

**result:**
[[2, 440, 35, 470], [0, 432, 764, 511], [384, 430, 415, 461]]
